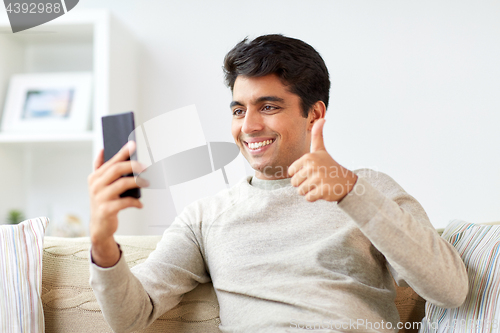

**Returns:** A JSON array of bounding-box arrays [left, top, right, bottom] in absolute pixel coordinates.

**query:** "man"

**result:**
[[88, 35, 467, 332]]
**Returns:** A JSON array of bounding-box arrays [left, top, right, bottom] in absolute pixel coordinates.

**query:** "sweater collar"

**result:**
[[249, 176, 292, 190]]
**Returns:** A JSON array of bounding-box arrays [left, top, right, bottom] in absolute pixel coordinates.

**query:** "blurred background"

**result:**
[[0, 0, 498, 235]]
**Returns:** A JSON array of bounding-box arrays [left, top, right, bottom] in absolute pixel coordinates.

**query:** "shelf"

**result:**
[[0, 24, 93, 44], [0, 9, 104, 44], [0, 131, 95, 143], [0, 9, 138, 235]]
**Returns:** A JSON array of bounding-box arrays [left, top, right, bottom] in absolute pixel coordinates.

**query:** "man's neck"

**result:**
[[254, 168, 291, 181], [250, 175, 292, 190]]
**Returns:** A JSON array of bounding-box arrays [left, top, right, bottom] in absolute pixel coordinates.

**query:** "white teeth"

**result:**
[[248, 139, 273, 149]]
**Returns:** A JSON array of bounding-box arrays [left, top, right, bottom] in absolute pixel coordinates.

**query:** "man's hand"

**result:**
[[88, 141, 148, 267], [288, 119, 358, 202]]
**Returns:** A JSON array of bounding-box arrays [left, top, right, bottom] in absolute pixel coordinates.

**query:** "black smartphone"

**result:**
[[102, 111, 141, 198]]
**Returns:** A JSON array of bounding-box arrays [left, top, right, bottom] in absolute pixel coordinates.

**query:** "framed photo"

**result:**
[[1, 72, 92, 133]]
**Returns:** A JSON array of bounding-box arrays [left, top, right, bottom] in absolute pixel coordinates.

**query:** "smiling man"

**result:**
[[89, 35, 468, 333]]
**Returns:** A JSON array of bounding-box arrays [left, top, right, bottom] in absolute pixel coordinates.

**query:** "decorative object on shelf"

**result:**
[[6, 209, 24, 224], [1, 72, 92, 134], [52, 214, 86, 237]]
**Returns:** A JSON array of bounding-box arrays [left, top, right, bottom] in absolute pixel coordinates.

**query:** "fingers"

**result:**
[[304, 185, 323, 202], [100, 160, 146, 187], [97, 197, 143, 221], [107, 197, 143, 215], [134, 175, 150, 188], [290, 166, 308, 187], [289, 155, 322, 185], [296, 178, 317, 196], [96, 170, 148, 202], [95, 141, 136, 177], [115, 140, 136, 163], [288, 154, 307, 177], [89, 142, 134, 187], [89, 159, 146, 197], [296, 177, 330, 202], [94, 149, 104, 171]]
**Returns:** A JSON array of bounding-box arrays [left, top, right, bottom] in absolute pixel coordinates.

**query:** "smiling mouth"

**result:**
[[244, 139, 275, 150]]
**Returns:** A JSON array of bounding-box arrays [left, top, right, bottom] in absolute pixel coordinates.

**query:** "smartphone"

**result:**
[[101, 111, 141, 198]]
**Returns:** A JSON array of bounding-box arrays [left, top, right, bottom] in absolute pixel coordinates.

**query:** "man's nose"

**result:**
[[241, 109, 264, 134]]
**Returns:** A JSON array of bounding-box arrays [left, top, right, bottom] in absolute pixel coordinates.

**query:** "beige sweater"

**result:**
[[90, 168, 468, 333]]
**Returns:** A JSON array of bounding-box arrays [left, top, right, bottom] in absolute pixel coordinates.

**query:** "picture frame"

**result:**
[[1, 72, 92, 133]]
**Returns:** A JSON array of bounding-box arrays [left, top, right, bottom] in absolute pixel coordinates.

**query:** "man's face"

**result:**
[[231, 74, 314, 180]]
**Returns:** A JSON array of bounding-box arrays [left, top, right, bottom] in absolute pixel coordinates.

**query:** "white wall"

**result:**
[[40, 1, 500, 229]]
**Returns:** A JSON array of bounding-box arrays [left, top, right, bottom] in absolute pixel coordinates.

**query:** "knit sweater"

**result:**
[[89, 168, 468, 333]]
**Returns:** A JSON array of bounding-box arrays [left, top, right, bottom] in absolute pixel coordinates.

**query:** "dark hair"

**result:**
[[223, 34, 330, 118]]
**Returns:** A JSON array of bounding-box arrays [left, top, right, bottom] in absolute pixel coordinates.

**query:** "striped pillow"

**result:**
[[420, 219, 500, 333], [0, 217, 49, 333]]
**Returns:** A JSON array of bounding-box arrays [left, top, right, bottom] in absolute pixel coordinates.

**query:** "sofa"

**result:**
[[3, 214, 497, 333], [19, 219, 500, 332], [41, 235, 427, 333]]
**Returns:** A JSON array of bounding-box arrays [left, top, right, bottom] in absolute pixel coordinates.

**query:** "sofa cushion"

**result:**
[[420, 220, 500, 332], [1, 217, 49, 333], [42, 236, 221, 333]]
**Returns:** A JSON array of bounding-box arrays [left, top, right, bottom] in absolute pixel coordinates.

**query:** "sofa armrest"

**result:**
[[42, 236, 221, 333], [394, 282, 426, 333]]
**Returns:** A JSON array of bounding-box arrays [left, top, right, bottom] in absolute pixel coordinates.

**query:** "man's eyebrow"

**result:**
[[255, 96, 285, 104], [229, 96, 285, 108], [230, 101, 243, 108]]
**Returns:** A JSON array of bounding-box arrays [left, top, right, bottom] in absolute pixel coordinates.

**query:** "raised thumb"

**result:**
[[311, 118, 326, 152]]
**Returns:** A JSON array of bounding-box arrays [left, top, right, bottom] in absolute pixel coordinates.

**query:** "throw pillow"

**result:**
[[0, 217, 49, 333], [419, 219, 500, 333]]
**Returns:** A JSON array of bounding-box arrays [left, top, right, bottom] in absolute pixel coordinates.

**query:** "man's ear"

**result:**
[[307, 101, 326, 131]]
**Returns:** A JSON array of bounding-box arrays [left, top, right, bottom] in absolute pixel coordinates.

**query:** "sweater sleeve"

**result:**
[[337, 169, 468, 308], [89, 213, 210, 333]]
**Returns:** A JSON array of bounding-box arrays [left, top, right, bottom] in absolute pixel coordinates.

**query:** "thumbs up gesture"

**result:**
[[288, 118, 358, 202]]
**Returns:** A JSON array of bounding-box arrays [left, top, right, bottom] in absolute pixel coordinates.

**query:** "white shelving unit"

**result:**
[[0, 9, 137, 234]]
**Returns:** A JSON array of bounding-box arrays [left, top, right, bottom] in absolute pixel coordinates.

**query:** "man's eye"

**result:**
[[233, 109, 245, 116], [263, 105, 278, 111]]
